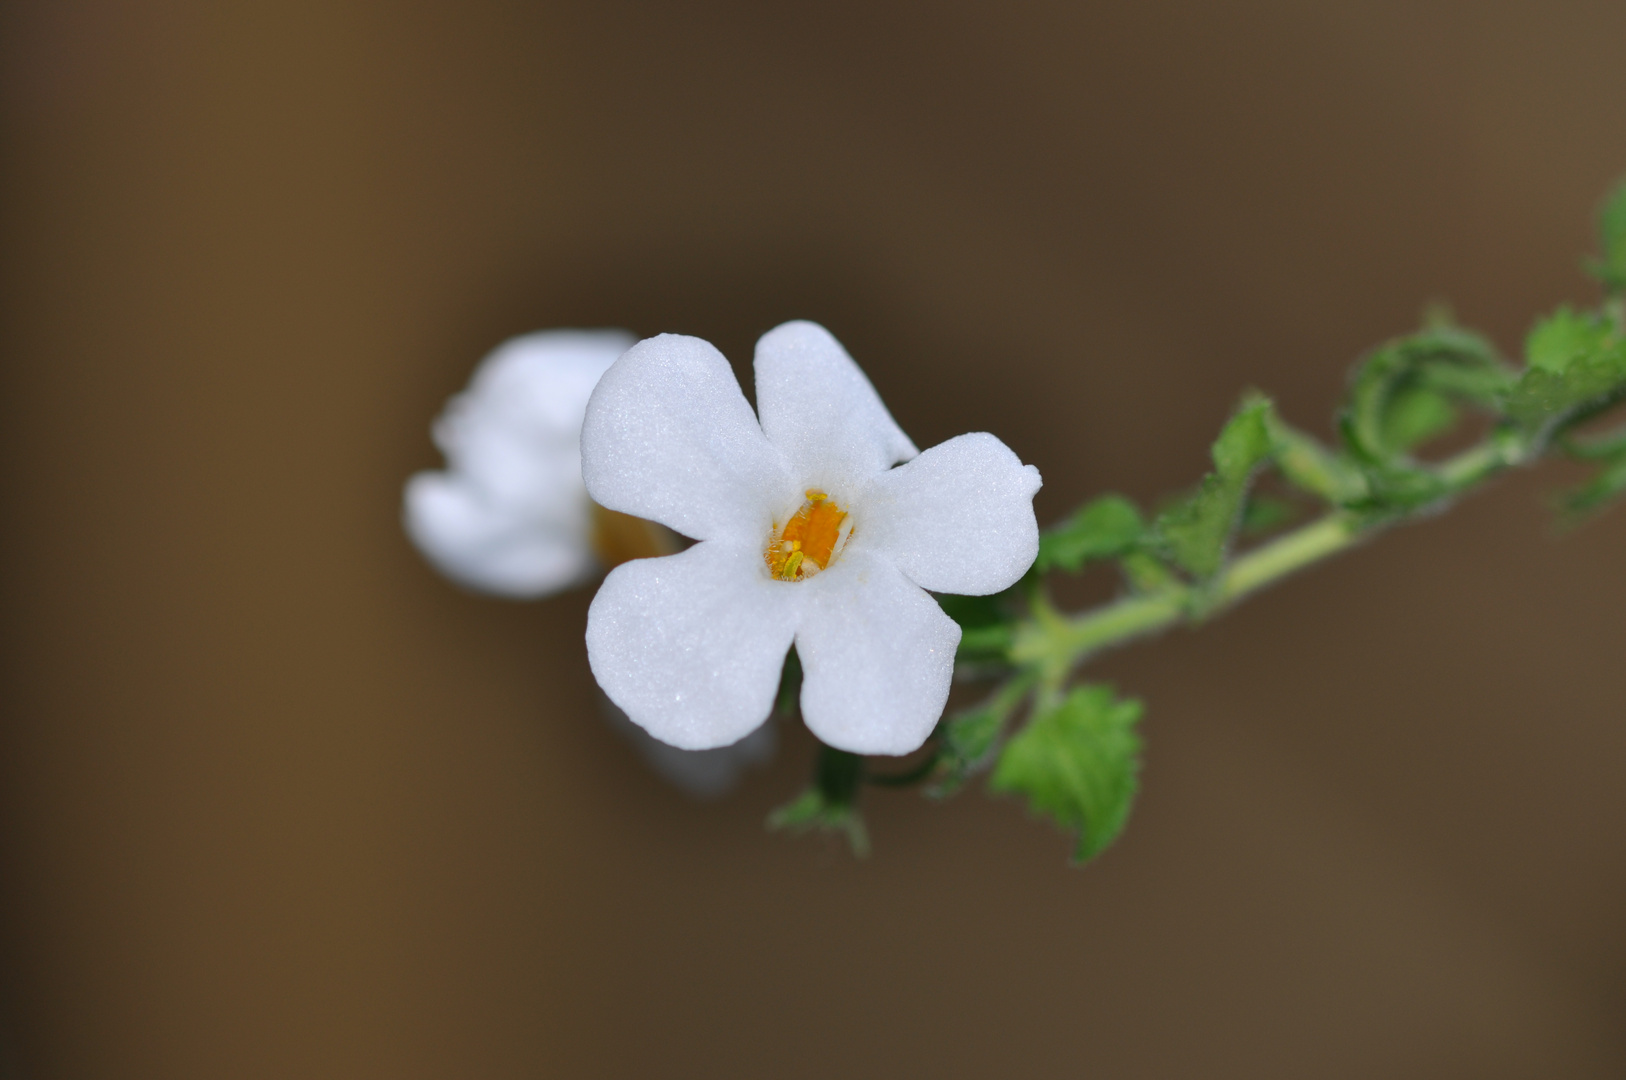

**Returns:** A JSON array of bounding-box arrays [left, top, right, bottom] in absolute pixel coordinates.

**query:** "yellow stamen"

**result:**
[[765, 489, 849, 581]]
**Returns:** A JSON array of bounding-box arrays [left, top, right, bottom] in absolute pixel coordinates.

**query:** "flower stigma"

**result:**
[[765, 489, 853, 581]]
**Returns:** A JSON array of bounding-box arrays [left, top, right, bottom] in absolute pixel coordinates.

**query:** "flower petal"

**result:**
[[403, 471, 595, 596], [582, 334, 796, 543], [753, 321, 918, 495], [795, 550, 960, 755], [437, 329, 633, 489], [855, 432, 1042, 595], [406, 329, 634, 596], [586, 540, 803, 750]]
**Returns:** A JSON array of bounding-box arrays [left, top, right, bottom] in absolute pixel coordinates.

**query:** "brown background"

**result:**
[[3, 1, 1625, 1077]]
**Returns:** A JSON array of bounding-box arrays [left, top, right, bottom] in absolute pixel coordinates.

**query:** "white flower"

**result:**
[[403, 329, 637, 596], [581, 320, 1042, 756], [404, 328, 777, 797]]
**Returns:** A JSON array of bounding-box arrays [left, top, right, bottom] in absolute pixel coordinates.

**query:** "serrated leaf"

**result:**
[[990, 685, 1144, 863], [1335, 324, 1516, 513], [1036, 495, 1145, 573], [1504, 309, 1626, 432], [1588, 179, 1626, 292], [1341, 326, 1512, 464], [1526, 307, 1604, 374], [1505, 364, 1626, 428], [1155, 398, 1273, 578], [992, 688, 1143, 861]]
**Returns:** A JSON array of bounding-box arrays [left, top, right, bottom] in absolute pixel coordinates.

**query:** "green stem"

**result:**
[[1434, 437, 1515, 487], [1220, 512, 1362, 601], [1011, 590, 1183, 685], [1011, 431, 1531, 690], [1560, 425, 1626, 460]]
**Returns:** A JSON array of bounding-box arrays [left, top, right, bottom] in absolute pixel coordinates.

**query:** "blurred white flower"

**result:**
[[405, 328, 776, 796], [602, 701, 779, 799], [581, 320, 1042, 756], [405, 329, 638, 596]]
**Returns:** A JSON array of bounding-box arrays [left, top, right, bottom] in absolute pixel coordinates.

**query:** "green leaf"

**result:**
[[1212, 395, 1275, 476], [1503, 308, 1626, 433], [1262, 411, 1370, 504], [1336, 324, 1516, 512], [1119, 549, 1180, 593], [1588, 179, 1626, 293], [1036, 495, 1145, 573], [1239, 494, 1299, 535], [1526, 306, 1604, 374], [767, 744, 869, 856], [1380, 385, 1457, 452], [1154, 397, 1273, 578], [1561, 449, 1626, 520], [1560, 423, 1626, 461], [990, 685, 1144, 863], [929, 705, 1006, 797], [1341, 325, 1511, 465]]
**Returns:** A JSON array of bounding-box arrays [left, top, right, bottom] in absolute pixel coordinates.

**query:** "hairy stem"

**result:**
[[1220, 511, 1363, 600], [1012, 433, 1532, 691]]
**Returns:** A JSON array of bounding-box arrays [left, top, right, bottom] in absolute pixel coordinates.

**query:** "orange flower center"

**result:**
[[765, 490, 851, 581]]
